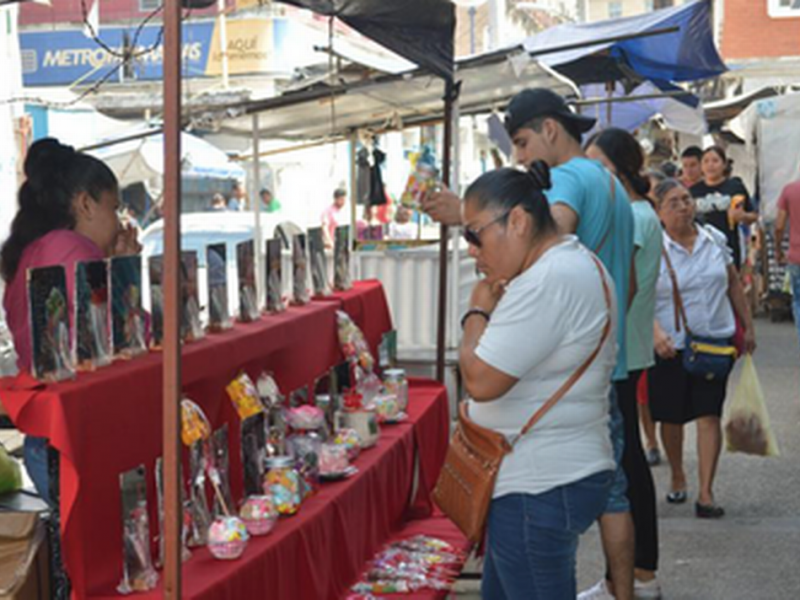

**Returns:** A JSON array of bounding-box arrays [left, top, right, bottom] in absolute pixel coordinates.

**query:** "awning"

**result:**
[[214, 50, 576, 141], [523, 0, 726, 85], [88, 129, 245, 189], [275, 0, 455, 81]]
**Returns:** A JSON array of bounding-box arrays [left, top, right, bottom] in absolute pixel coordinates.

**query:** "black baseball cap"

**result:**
[[504, 88, 596, 137]]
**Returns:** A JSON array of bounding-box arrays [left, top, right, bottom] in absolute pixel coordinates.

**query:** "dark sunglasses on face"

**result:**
[[462, 211, 511, 248]]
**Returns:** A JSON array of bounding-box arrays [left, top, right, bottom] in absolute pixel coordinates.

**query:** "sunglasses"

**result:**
[[462, 211, 510, 248]]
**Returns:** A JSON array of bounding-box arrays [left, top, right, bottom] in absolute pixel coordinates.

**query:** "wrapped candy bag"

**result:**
[[187, 442, 213, 547], [291, 233, 311, 306], [286, 405, 326, 431], [212, 426, 235, 518], [154, 457, 192, 566], [336, 311, 374, 372], [226, 372, 266, 420], [181, 399, 212, 447]]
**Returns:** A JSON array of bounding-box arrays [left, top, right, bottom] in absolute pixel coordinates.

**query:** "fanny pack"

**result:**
[[662, 248, 737, 381]]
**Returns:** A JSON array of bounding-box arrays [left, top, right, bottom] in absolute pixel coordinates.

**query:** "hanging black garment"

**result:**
[[356, 147, 371, 206], [368, 149, 387, 206]]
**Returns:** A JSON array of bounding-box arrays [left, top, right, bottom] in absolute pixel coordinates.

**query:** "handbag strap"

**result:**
[[661, 247, 693, 336], [512, 255, 613, 446]]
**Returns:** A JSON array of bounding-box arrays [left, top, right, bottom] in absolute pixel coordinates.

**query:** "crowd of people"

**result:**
[[422, 87, 757, 600]]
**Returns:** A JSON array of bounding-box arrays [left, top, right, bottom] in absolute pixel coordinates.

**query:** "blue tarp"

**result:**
[[524, 0, 726, 85]]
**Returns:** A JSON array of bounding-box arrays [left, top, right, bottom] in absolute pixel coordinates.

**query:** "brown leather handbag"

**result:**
[[433, 256, 612, 545]]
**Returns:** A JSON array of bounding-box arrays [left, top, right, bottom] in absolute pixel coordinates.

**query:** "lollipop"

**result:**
[[239, 495, 278, 536], [207, 516, 249, 560]]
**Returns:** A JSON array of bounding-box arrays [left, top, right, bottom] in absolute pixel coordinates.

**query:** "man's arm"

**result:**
[[775, 208, 788, 265], [550, 203, 579, 234], [421, 189, 463, 226]]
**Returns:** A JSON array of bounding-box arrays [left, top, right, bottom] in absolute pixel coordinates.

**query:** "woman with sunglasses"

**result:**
[[460, 160, 617, 599], [1, 138, 140, 503]]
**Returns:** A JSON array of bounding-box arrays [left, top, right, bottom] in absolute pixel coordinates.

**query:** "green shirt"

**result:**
[[626, 200, 662, 372], [263, 198, 282, 213]]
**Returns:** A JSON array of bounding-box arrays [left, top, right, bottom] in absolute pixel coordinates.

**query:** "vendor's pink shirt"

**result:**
[[321, 204, 342, 244], [778, 180, 800, 265], [3, 230, 104, 372]]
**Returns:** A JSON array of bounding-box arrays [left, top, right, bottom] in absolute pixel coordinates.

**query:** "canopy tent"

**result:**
[[523, 0, 726, 86], [214, 50, 576, 141], [276, 0, 455, 81], [88, 129, 245, 189]]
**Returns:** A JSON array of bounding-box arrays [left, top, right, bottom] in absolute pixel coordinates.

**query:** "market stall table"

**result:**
[[89, 379, 449, 600]]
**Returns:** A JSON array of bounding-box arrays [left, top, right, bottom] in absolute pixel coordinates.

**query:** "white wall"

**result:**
[[0, 5, 22, 244]]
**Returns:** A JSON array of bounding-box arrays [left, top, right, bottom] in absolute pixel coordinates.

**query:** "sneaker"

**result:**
[[634, 577, 663, 599], [646, 447, 661, 466], [578, 580, 615, 600]]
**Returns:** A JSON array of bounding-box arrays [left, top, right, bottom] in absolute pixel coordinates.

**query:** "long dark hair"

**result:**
[[702, 145, 734, 179], [1, 138, 118, 282], [586, 128, 651, 198], [464, 160, 557, 237]]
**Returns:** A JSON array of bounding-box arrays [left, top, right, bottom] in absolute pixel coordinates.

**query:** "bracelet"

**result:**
[[461, 308, 491, 329]]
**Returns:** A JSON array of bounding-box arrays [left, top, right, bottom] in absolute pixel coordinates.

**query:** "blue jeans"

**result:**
[[482, 470, 614, 600], [606, 386, 630, 514], [23, 436, 52, 505], [788, 264, 800, 349]]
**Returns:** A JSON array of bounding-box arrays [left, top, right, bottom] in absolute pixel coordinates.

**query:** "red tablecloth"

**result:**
[[90, 380, 450, 600], [315, 280, 394, 357]]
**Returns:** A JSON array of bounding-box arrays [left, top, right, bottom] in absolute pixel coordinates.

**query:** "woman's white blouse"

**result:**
[[654, 224, 735, 350]]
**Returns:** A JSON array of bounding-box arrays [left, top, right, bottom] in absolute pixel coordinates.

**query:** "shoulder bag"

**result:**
[[661, 247, 737, 381], [433, 256, 613, 545]]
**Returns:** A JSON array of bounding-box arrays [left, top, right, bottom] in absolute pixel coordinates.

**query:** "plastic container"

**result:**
[[264, 457, 303, 516], [207, 516, 249, 560], [239, 495, 278, 536], [383, 369, 409, 412], [286, 429, 323, 493]]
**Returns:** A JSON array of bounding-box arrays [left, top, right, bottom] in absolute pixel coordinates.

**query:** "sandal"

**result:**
[[695, 502, 725, 519], [666, 490, 688, 504]]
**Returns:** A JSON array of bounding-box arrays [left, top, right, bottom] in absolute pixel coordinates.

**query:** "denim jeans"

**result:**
[[606, 385, 631, 513], [482, 470, 614, 600], [23, 436, 52, 505], [788, 264, 800, 349]]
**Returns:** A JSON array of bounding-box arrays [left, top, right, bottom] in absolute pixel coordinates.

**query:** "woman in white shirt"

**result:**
[[649, 179, 756, 519], [459, 160, 617, 599]]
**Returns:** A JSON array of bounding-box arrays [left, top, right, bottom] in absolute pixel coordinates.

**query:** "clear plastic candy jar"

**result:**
[[263, 457, 302, 516], [286, 429, 323, 492], [383, 369, 409, 412]]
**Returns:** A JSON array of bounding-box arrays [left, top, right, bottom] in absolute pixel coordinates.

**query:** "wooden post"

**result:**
[[162, 0, 182, 597]]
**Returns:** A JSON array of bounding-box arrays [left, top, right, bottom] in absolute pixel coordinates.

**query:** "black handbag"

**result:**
[[662, 249, 737, 380]]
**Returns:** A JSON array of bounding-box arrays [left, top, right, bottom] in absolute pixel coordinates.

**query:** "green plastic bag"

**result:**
[[0, 443, 22, 495], [724, 355, 780, 457]]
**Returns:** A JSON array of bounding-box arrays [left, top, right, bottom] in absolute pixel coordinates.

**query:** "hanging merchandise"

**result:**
[[356, 146, 371, 206], [401, 146, 440, 210], [368, 147, 387, 207], [117, 465, 158, 594]]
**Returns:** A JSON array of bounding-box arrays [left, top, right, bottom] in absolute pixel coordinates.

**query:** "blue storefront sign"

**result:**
[[20, 22, 215, 86]]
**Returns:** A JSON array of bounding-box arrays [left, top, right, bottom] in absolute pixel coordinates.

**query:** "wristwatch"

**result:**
[[461, 308, 491, 329]]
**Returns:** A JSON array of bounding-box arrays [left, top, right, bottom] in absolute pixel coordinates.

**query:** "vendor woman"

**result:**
[[1, 138, 140, 502]]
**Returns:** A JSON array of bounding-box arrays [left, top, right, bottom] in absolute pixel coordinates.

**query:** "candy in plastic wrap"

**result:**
[[117, 465, 158, 594], [207, 516, 249, 560], [211, 426, 235, 518], [336, 311, 374, 372], [155, 457, 192, 566], [286, 405, 326, 431], [291, 233, 311, 306], [241, 413, 267, 496], [227, 372, 265, 420], [181, 398, 212, 447], [264, 456, 302, 516], [332, 428, 362, 461], [187, 442, 213, 547]]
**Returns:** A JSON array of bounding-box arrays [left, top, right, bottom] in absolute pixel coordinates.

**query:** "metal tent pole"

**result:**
[[162, 0, 183, 597], [436, 80, 457, 383]]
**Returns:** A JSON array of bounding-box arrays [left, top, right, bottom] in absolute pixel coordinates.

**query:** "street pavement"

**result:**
[[455, 317, 800, 599]]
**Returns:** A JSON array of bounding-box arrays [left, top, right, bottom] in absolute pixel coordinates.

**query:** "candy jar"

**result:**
[[239, 495, 278, 536], [332, 428, 362, 461], [264, 457, 302, 516], [383, 369, 409, 412], [286, 428, 322, 494], [207, 516, 249, 560]]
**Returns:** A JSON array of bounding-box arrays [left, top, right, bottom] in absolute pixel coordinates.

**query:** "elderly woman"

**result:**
[[649, 179, 756, 519], [459, 161, 618, 599]]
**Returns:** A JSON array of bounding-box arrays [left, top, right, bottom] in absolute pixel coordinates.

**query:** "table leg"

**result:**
[[47, 445, 71, 600]]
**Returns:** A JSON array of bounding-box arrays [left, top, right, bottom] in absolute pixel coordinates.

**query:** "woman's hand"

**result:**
[[469, 278, 506, 314], [113, 223, 142, 257], [743, 326, 757, 355], [654, 323, 676, 359]]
